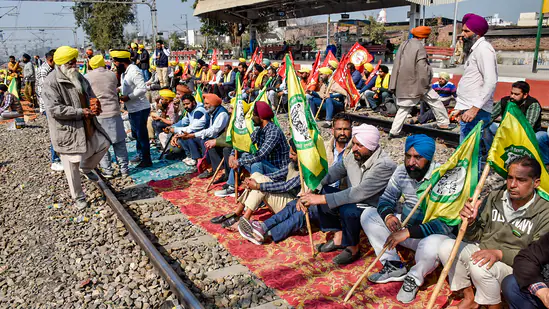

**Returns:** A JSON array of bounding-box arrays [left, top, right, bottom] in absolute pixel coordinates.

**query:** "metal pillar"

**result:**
[[327, 14, 330, 49], [408, 3, 421, 37], [150, 0, 158, 44], [533, 0, 545, 73], [451, 0, 459, 47]]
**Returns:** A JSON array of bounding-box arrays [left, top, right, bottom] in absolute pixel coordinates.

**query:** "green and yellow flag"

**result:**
[[79, 61, 88, 75], [245, 77, 281, 128], [194, 85, 204, 105], [418, 121, 482, 226], [226, 72, 256, 153], [487, 102, 549, 199], [8, 77, 18, 99], [285, 54, 328, 190]]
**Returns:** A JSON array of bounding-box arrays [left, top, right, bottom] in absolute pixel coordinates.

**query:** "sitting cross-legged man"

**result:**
[[211, 139, 300, 234], [167, 93, 208, 168], [296, 124, 396, 265], [361, 134, 456, 303], [214, 101, 289, 198], [439, 156, 549, 309], [177, 93, 230, 177], [151, 89, 180, 147]]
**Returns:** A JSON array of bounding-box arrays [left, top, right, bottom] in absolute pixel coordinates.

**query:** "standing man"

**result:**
[[85, 55, 129, 178], [8, 55, 21, 92], [137, 44, 150, 82], [154, 40, 170, 88], [22, 53, 36, 107], [34, 55, 43, 68], [113, 49, 153, 168], [451, 13, 497, 145], [36, 49, 63, 172], [43, 46, 110, 210], [388, 26, 451, 138]]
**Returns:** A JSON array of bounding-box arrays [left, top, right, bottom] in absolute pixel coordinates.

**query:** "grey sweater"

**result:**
[[320, 147, 397, 209], [85, 68, 121, 119]]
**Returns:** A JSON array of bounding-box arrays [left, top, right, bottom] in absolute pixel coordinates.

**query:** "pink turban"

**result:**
[[463, 13, 489, 36], [253, 101, 274, 120], [352, 124, 380, 152]]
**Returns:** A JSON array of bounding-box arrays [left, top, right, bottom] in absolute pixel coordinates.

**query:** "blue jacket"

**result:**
[[173, 104, 209, 134], [352, 70, 364, 90]]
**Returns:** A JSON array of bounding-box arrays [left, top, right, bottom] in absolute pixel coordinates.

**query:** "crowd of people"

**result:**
[[4, 11, 549, 308]]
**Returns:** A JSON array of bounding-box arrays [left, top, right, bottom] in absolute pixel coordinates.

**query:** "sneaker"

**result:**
[[238, 218, 261, 245], [74, 198, 88, 210], [250, 221, 266, 242], [214, 186, 235, 197], [182, 158, 195, 165], [50, 161, 64, 172], [82, 171, 99, 182], [396, 276, 420, 303], [368, 261, 407, 284]]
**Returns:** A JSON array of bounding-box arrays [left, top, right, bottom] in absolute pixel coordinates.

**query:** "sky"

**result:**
[[0, 0, 542, 55]]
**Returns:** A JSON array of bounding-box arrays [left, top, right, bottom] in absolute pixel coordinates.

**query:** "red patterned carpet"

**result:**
[[149, 174, 458, 308]]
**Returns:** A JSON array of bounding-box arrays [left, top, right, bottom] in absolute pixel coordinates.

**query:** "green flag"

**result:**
[[226, 72, 256, 153]]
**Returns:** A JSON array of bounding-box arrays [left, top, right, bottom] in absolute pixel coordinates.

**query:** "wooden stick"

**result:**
[[205, 157, 225, 192], [314, 79, 334, 121], [275, 94, 283, 115], [425, 164, 491, 309], [234, 151, 240, 203], [344, 184, 433, 303], [296, 155, 315, 257]]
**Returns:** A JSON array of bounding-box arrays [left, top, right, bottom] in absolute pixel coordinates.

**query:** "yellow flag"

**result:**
[[194, 86, 203, 105], [285, 54, 328, 190], [487, 102, 549, 199], [419, 122, 481, 225], [543, 0, 549, 13], [8, 78, 18, 99], [226, 72, 256, 153]]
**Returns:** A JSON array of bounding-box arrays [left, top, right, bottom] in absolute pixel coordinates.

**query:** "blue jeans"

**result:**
[[50, 143, 60, 163], [179, 137, 205, 160], [502, 275, 545, 309], [366, 91, 389, 110], [99, 140, 129, 175], [310, 96, 344, 121], [536, 131, 549, 165], [308, 186, 364, 247], [141, 69, 151, 83], [460, 108, 491, 161], [263, 200, 318, 243], [227, 153, 280, 187], [128, 108, 152, 164]]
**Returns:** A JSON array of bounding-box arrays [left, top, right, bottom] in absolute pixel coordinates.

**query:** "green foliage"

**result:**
[[305, 37, 317, 50], [169, 32, 185, 50], [363, 15, 386, 44], [73, 2, 135, 50]]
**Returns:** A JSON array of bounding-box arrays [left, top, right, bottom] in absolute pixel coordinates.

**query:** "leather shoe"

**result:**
[[210, 213, 235, 224], [213, 174, 228, 185], [333, 248, 361, 265], [316, 239, 345, 253], [221, 216, 239, 229]]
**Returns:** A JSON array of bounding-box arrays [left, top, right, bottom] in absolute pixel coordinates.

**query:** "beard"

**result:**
[[405, 162, 431, 181], [336, 134, 350, 144], [59, 64, 82, 94], [207, 106, 217, 113], [462, 35, 478, 58], [510, 97, 525, 104], [353, 151, 370, 165]]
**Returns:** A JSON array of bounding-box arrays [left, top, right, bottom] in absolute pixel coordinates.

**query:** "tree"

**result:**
[[169, 32, 185, 51], [363, 15, 386, 44], [73, 2, 135, 50]]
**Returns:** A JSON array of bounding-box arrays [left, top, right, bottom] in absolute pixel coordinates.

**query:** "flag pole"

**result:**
[[205, 157, 225, 192], [234, 151, 240, 203], [533, 0, 545, 73], [425, 164, 491, 309], [296, 153, 315, 257], [344, 184, 433, 302], [315, 79, 334, 120]]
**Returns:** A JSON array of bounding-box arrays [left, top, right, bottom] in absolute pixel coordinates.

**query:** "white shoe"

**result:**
[[50, 162, 64, 172], [185, 159, 197, 166]]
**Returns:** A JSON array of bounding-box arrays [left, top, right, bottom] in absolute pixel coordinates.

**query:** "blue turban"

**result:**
[[405, 134, 436, 161]]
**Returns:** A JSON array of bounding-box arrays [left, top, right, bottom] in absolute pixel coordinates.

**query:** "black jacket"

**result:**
[[138, 49, 150, 70], [514, 231, 549, 291]]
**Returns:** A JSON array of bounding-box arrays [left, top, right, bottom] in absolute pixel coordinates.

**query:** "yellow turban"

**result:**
[[138, 44, 144, 49], [271, 62, 280, 69], [328, 60, 339, 69], [169, 61, 178, 66], [239, 58, 246, 63], [89, 55, 106, 69], [150, 65, 156, 71], [53, 46, 79, 65], [319, 67, 333, 75], [159, 89, 176, 99], [364, 63, 374, 73], [211, 65, 220, 70], [110, 50, 131, 59], [298, 67, 311, 73], [190, 60, 197, 68], [130, 43, 137, 48]]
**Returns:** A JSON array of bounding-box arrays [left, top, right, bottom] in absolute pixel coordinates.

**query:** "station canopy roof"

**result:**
[[194, 0, 460, 23]]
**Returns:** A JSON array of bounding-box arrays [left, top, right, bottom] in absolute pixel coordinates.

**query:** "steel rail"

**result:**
[[93, 174, 205, 309]]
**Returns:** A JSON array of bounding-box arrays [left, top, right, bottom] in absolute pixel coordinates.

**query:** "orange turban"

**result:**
[[411, 26, 432, 39], [203, 93, 222, 107]]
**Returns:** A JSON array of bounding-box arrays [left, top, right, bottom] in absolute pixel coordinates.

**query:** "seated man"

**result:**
[[0, 84, 22, 119], [309, 67, 348, 128], [151, 89, 180, 146], [247, 64, 268, 102], [357, 63, 376, 108], [348, 63, 364, 90], [216, 64, 236, 101], [298, 124, 396, 265], [207, 64, 223, 92], [365, 65, 390, 111], [439, 156, 549, 309], [167, 94, 208, 167], [214, 101, 289, 197], [212, 139, 300, 234], [179, 93, 229, 176], [361, 134, 453, 303], [415, 72, 456, 124], [503, 232, 549, 309]]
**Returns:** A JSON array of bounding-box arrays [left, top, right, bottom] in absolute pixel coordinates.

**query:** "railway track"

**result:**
[[92, 173, 290, 309]]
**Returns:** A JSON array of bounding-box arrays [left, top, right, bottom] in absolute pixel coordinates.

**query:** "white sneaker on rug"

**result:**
[[50, 162, 64, 172], [185, 159, 197, 166]]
